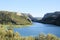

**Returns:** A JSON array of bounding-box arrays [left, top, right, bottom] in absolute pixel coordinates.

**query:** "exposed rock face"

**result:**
[[40, 11, 60, 26], [0, 11, 32, 25]]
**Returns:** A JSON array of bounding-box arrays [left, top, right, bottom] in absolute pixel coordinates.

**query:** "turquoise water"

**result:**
[[14, 22, 60, 37]]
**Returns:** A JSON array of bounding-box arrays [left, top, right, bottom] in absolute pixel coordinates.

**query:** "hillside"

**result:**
[[0, 11, 32, 25], [40, 11, 60, 26], [21, 13, 42, 22]]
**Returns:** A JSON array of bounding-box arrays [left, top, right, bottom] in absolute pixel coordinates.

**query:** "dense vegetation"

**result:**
[[40, 11, 60, 26], [0, 11, 32, 25], [0, 26, 60, 40]]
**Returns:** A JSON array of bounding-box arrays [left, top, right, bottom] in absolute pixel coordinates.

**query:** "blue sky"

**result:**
[[0, 0, 60, 17]]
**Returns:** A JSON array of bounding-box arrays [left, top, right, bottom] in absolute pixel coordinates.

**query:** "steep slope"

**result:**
[[40, 11, 60, 26], [21, 13, 42, 22], [0, 11, 32, 25]]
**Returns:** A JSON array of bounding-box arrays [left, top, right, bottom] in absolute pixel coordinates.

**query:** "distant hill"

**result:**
[[0, 11, 32, 25], [40, 11, 60, 26], [21, 13, 42, 22]]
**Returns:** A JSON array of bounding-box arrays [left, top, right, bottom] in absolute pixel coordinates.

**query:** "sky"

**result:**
[[0, 0, 60, 17]]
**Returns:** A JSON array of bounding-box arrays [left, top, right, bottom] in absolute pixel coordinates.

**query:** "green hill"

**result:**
[[0, 11, 32, 25]]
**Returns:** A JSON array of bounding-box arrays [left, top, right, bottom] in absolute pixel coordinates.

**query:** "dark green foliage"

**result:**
[[40, 11, 60, 26]]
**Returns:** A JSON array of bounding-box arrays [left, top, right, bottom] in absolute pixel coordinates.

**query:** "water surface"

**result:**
[[14, 22, 60, 37]]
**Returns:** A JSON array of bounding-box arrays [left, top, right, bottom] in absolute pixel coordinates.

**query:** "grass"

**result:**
[[0, 24, 32, 29], [0, 24, 60, 40]]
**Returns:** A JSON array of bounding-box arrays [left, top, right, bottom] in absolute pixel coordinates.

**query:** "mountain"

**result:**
[[40, 11, 60, 26], [21, 13, 42, 22], [0, 11, 32, 25]]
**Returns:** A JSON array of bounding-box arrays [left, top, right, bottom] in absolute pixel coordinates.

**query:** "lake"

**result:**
[[14, 22, 60, 37]]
